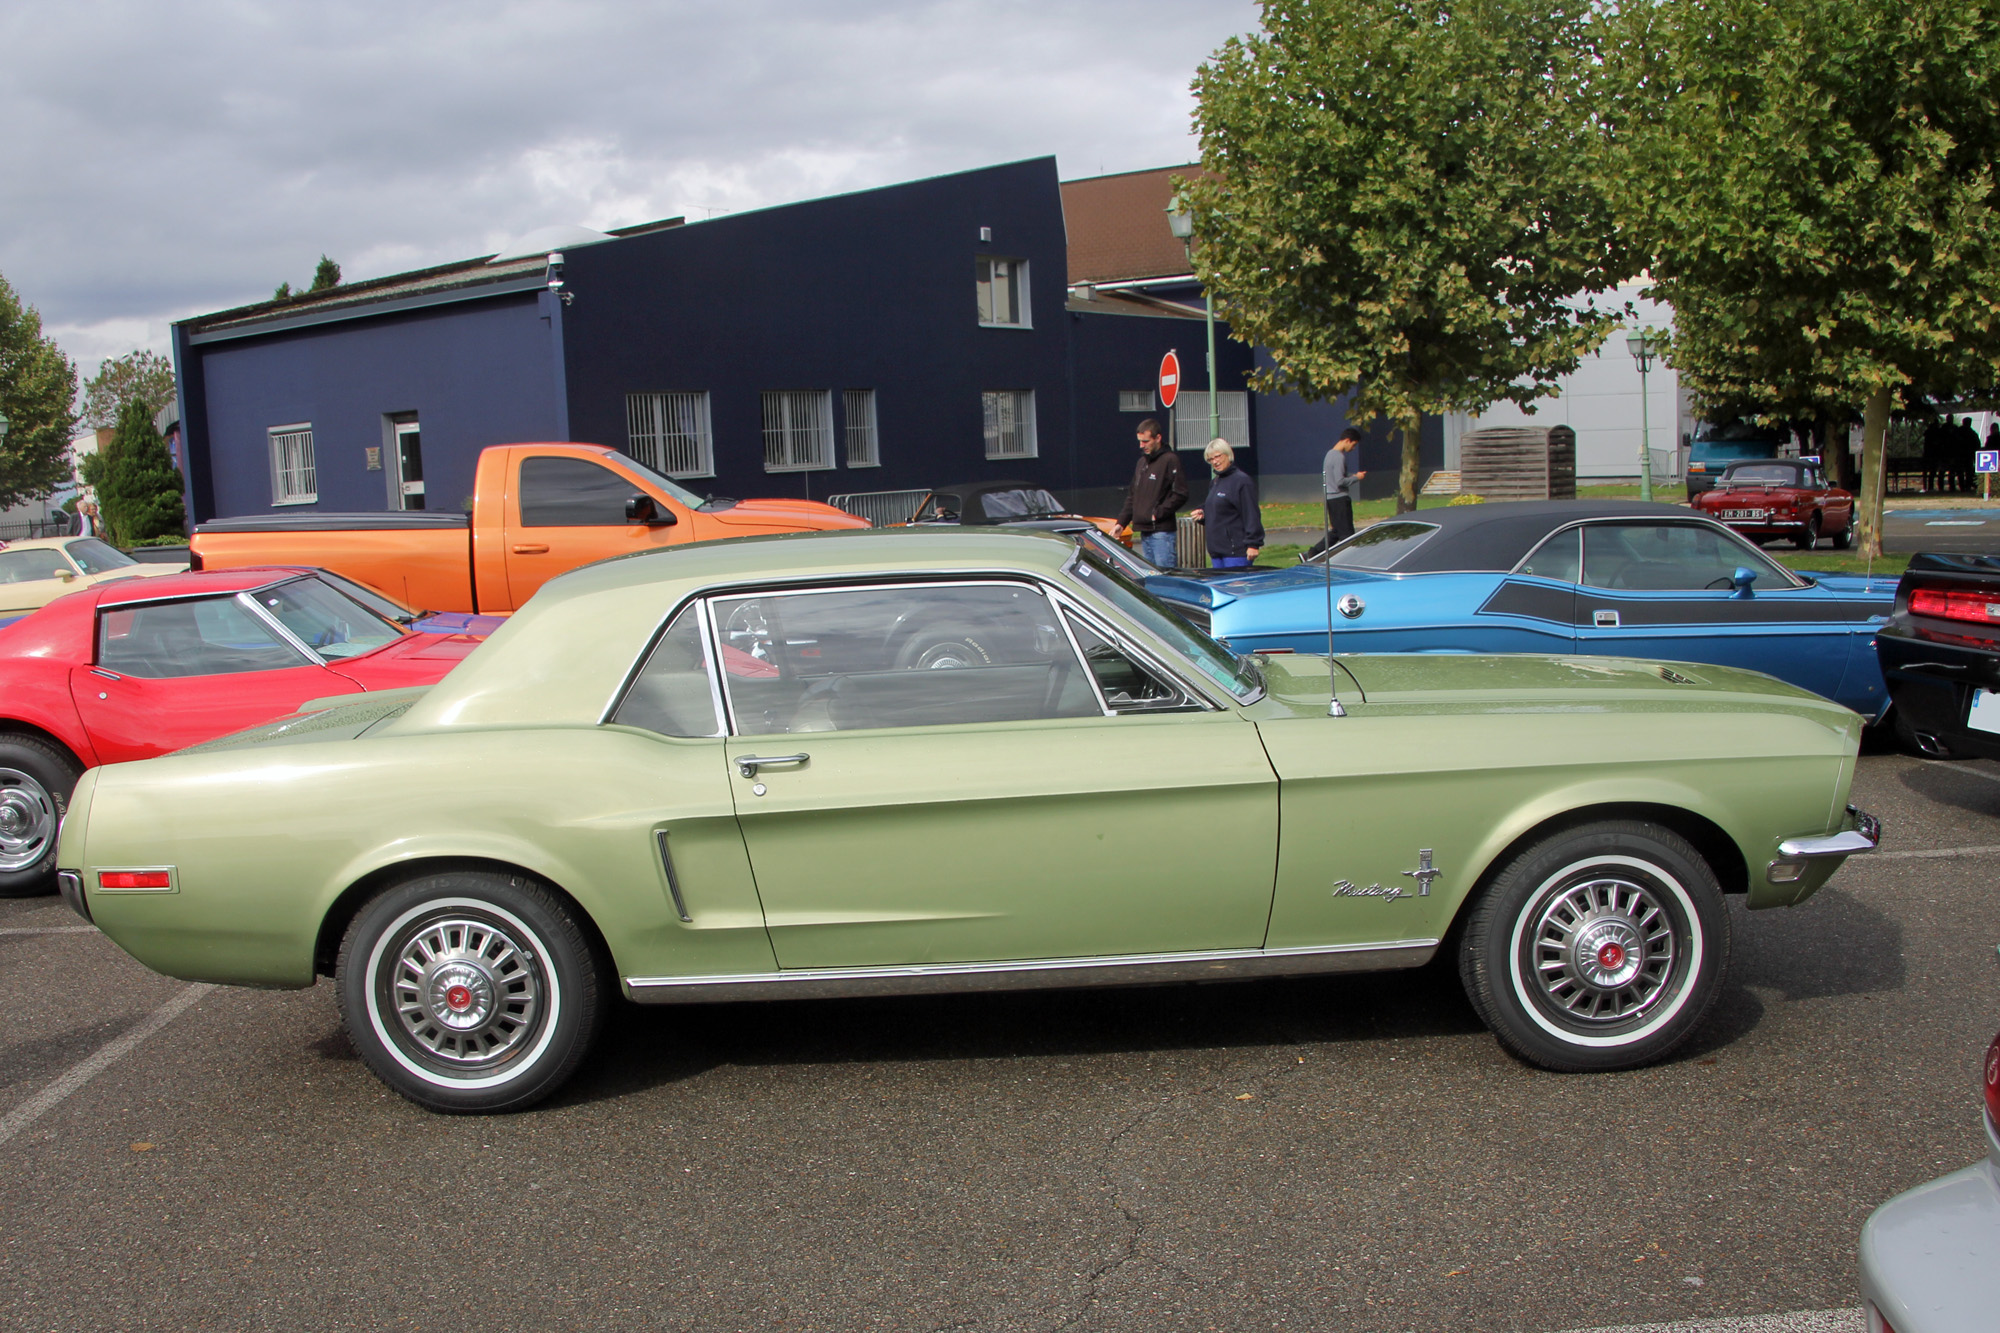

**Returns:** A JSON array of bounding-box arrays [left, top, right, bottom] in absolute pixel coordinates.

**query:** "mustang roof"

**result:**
[[1373, 501, 1706, 573], [395, 527, 1088, 734]]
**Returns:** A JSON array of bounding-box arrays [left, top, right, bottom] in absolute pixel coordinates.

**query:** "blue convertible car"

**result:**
[[1147, 501, 1898, 719]]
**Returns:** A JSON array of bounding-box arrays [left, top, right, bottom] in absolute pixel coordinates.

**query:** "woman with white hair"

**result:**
[[1188, 439, 1264, 569]]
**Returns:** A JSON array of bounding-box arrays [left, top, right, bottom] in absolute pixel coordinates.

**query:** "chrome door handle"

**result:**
[[736, 753, 809, 778]]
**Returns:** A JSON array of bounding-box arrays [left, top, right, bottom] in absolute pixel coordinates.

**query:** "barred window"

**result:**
[[269, 424, 317, 505], [1172, 391, 1253, 452], [762, 390, 835, 472], [982, 391, 1037, 460], [844, 389, 880, 467], [1118, 391, 1154, 413], [627, 392, 714, 478]]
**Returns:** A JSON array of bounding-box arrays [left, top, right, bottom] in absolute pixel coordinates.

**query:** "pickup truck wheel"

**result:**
[[336, 871, 606, 1113], [1459, 821, 1729, 1072], [0, 736, 83, 897]]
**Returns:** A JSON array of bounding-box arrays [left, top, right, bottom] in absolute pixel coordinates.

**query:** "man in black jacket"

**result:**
[[1190, 440, 1264, 568], [1115, 418, 1189, 567]]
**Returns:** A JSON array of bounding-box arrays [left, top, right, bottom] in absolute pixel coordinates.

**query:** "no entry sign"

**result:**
[[1158, 350, 1181, 409]]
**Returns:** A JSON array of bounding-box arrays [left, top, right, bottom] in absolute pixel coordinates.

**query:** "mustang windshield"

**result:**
[[1073, 551, 1260, 700], [1311, 521, 1439, 570]]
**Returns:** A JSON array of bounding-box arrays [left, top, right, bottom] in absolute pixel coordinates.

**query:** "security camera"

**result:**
[[545, 251, 566, 292]]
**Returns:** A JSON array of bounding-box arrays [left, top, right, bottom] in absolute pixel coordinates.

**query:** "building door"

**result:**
[[394, 421, 425, 511]]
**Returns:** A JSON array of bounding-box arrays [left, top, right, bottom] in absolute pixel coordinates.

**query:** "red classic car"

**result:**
[[1688, 458, 1854, 549], [0, 567, 499, 896]]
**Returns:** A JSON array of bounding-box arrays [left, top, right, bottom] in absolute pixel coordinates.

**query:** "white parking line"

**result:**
[[0, 984, 213, 1150], [1556, 1307, 1863, 1333], [0, 926, 100, 935], [1870, 844, 2000, 859]]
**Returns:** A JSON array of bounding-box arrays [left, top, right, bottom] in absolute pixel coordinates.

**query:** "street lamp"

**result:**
[[1624, 327, 1659, 503], [1165, 194, 1222, 446]]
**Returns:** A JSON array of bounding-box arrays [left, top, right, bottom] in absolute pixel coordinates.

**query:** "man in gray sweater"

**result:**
[[1307, 427, 1366, 559]]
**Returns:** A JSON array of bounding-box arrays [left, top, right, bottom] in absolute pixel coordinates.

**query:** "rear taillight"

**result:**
[[1909, 586, 2000, 626], [1985, 1032, 2000, 1125]]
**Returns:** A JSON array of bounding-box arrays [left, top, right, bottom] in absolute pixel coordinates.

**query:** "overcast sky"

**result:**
[[0, 1, 1261, 381]]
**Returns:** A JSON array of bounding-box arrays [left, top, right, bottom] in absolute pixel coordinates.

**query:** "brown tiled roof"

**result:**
[[1060, 164, 1210, 285]]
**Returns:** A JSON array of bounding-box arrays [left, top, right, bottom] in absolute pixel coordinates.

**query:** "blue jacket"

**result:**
[[1203, 466, 1265, 557]]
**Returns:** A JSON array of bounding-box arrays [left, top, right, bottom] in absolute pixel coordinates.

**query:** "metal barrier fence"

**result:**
[[0, 518, 72, 542], [827, 489, 935, 528]]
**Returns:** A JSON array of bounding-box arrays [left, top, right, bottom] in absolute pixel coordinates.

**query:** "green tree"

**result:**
[[1188, 0, 1635, 511], [85, 398, 186, 546], [1611, 0, 2000, 556], [0, 272, 78, 511], [78, 348, 175, 431], [309, 255, 341, 292]]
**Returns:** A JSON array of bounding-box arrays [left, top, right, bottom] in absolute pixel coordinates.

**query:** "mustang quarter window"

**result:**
[[612, 608, 722, 738]]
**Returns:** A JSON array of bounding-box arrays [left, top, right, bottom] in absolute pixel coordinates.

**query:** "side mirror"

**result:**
[[56, 569, 76, 582], [1731, 566, 1757, 598], [625, 495, 676, 526]]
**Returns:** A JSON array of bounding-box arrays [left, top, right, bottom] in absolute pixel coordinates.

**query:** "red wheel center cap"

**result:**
[[445, 984, 473, 1012], [1597, 942, 1627, 971]]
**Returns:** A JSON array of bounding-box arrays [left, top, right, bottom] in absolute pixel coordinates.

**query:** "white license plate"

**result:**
[[1722, 509, 1768, 521], [1969, 689, 2000, 735]]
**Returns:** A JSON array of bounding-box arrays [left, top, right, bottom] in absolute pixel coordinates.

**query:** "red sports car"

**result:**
[[0, 567, 500, 896], [1688, 457, 1855, 549]]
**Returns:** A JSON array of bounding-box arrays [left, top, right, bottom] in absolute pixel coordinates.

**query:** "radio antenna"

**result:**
[[1324, 539, 1345, 717]]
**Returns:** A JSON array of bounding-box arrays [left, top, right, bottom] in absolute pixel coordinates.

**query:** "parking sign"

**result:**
[[1978, 450, 1999, 474]]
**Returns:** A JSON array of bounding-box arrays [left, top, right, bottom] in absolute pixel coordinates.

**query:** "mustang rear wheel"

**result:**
[[0, 735, 84, 897], [1459, 821, 1729, 1072], [336, 871, 607, 1113]]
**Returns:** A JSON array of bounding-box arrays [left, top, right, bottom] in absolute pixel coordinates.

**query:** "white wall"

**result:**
[[1445, 285, 1682, 481]]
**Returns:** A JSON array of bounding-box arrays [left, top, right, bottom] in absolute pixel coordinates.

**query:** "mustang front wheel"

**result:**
[[336, 871, 607, 1113], [1459, 821, 1729, 1072]]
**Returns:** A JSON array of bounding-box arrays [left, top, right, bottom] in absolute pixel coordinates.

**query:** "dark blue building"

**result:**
[[173, 157, 1283, 525]]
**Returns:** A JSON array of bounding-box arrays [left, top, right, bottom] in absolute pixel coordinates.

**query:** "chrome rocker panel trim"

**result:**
[[623, 938, 1441, 1004]]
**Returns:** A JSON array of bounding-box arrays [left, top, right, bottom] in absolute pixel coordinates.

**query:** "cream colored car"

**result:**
[[0, 537, 186, 617]]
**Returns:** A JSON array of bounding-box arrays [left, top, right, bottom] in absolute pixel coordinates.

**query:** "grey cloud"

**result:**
[[1, 0, 1256, 369]]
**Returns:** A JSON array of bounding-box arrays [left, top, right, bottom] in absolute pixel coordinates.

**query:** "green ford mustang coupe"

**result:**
[[57, 528, 1878, 1112]]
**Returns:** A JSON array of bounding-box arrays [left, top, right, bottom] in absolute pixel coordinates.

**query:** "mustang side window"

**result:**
[[610, 608, 722, 738], [97, 597, 312, 678], [1061, 611, 1191, 713], [709, 582, 1099, 735]]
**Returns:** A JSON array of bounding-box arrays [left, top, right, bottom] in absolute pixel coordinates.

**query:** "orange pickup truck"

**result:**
[[191, 442, 868, 614]]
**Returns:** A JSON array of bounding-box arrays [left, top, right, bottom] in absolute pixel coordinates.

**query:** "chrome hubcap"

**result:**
[[0, 767, 56, 873], [1530, 877, 1676, 1024], [387, 917, 542, 1066]]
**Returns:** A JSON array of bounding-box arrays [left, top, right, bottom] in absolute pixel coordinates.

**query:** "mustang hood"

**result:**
[[705, 498, 868, 531], [1258, 650, 1856, 731]]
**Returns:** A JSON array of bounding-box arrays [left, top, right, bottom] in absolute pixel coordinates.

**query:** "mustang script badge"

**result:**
[[1331, 879, 1411, 902]]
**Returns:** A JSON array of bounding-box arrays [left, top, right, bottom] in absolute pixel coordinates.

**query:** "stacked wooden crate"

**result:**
[[1459, 426, 1577, 499]]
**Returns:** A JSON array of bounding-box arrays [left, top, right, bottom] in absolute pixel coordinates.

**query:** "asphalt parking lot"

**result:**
[[3, 750, 1995, 1333]]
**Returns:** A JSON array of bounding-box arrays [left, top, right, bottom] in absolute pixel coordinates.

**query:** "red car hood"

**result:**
[[706, 498, 868, 530], [330, 629, 488, 691]]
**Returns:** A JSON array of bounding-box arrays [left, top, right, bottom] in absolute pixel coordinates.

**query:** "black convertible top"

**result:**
[[1356, 501, 1702, 573]]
